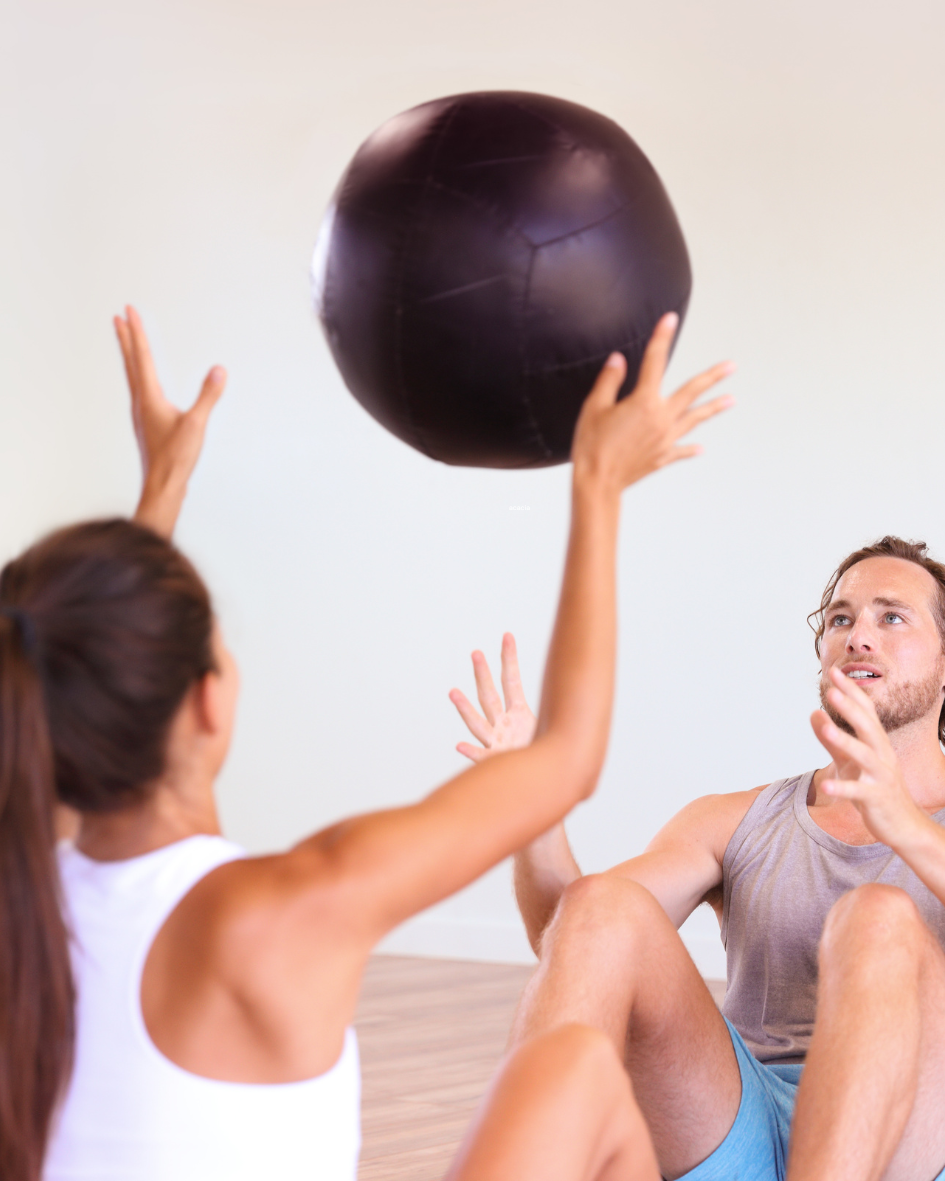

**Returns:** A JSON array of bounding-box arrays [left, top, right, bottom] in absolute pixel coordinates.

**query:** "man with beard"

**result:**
[[450, 537, 945, 1181]]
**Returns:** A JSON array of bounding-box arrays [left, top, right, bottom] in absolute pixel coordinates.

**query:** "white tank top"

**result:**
[[45, 836, 361, 1181]]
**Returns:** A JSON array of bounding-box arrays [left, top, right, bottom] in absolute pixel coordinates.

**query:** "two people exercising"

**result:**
[[454, 539, 945, 1176], [10, 297, 942, 1181]]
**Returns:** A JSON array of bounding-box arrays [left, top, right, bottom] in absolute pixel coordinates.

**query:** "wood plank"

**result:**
[[355, 955, 725, 1181]]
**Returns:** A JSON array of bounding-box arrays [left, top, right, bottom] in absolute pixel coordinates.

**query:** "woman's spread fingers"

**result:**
[[658, 443, 703, 469], [677, 392, 736, 436], [191, 366, 227, 422], [669, 361, 735, 411], [126, 306, 163, 398], [585, 351, 627, 410], [456, 742, 486, 763], [114, 315, 139, 392], [634, 312, 678, 395]]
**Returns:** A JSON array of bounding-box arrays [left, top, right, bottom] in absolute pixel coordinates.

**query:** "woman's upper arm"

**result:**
[[288, 735, 588, 944]]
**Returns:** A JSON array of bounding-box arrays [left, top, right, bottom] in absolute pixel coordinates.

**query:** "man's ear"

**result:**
[[193, 670, 225, 736]]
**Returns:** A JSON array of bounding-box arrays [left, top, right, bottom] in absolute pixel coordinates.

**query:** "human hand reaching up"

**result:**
[[115, 305, 227, 538], [570, 313, 734, 495], [811, 667, 927, 851], [449, 633, 537, 762]]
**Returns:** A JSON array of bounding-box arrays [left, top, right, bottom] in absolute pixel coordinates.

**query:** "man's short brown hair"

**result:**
[[809, 535, 945, 744]]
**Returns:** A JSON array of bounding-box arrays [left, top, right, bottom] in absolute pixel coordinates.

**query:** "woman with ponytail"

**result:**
[[2, 308, 732, 1181]]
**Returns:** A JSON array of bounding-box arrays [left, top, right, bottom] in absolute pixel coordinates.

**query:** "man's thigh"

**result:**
[[515, 875, 742, 1179], [618, 896, 741, 1178], [880, 923, 945, 1181]]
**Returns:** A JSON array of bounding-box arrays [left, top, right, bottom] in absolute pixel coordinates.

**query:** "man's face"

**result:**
[[819, 556, 945, 736]]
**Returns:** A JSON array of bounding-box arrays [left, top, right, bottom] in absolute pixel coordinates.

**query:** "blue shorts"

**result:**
[[679, 1019, 945, 1181]]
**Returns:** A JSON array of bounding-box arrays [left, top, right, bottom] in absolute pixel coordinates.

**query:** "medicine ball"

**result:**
[[313, 91, 691, 468]]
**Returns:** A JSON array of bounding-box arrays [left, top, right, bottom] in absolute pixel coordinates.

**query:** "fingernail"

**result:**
[[663, 312, 679, 329], [209, 365, 225, 381], [605, 352, 625, 369], [722, 361, 736, 375]]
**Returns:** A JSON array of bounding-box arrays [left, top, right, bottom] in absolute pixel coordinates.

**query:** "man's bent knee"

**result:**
[[541, 874, 668, 960], [820, 883, 924, 964]]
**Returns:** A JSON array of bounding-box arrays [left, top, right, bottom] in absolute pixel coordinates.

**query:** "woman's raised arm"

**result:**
[[116, 306, 226, 539], [282, 314, 735, 943]]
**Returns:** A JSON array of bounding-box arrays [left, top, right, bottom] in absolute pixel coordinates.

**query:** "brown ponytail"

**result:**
[[0, 612, 74, 1181], [0, 518, 215, 1180]]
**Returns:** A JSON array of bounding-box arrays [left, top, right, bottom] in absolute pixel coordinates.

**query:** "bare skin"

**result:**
[[117, 304, 227, 539], [448, 1025, 661, 1181], [54, 307, 227, 845], [452, 559, 945, 1179], [72, 309, 734, 1099]]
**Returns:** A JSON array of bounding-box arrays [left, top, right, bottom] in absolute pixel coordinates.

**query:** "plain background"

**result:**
[[3, 0, 944, 973]]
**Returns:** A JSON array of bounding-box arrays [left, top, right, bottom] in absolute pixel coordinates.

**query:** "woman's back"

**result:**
[[45, 836, 361, 1181]]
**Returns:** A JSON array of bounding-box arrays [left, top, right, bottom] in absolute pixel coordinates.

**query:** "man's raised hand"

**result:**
[[811, 667, 926, 850], [449, 633, 537, 762], [571, 313, 735, 493], [116, 305, 227, 538]]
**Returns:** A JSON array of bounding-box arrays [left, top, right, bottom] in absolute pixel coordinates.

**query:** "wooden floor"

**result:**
[[355, 955, 725, 1181]]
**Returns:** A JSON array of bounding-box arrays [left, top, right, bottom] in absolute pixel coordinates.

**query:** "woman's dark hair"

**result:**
[[0, 518, 215, 1181], [809, 535, 945, 744]]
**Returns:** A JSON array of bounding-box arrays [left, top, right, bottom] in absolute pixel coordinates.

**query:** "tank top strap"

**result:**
[[722, 774, 812, 878], [58, 835, 245, 959], [49, 836, 363, 1180]]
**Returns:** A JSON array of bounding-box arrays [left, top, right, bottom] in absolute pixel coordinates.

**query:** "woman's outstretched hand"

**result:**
[[571, 313, 735, 493], [116, 305, 227, 539], [449, 633, 537, 762]]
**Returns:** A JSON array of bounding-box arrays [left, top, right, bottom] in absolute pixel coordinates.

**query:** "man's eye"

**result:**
[[884, 613, 903, 624], [829, 615, 850, 627]]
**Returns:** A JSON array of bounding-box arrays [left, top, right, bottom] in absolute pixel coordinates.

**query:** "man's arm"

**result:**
[[450, 626, 759, 950], [515, 788, 759, 951], [514, 823, 582, 951], [115, 305, 226, 538], [813, 666, 945, 905], [449, 635, 584, 948], [604, 788, 762, 924]]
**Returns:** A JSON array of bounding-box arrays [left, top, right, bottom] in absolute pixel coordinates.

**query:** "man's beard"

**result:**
[[820, 669, 945, 735]]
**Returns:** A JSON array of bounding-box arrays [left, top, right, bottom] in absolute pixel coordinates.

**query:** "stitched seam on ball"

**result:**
[[454, 154, 550, 169], [533, 201, 628, 250], [522, 296, 689, 376], [420, 179, 536, 247], [518, 246, 553, 459], [506, 97, 579, 147], [391, 103, 461, 460]]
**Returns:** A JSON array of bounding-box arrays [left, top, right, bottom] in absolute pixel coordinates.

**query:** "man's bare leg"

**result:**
[[510, 874, 741, 1180], [447, 1025, 660, 1181], [788, 884, 945, 1181]]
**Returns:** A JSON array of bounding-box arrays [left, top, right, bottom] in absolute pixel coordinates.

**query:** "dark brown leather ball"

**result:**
[[313, 91, 691, 468]]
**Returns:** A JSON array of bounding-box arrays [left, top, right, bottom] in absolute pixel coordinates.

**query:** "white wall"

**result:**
[[3, 0, 945, 976]]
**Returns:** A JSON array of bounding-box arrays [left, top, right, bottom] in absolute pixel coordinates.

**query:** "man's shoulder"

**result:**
[[682, 783, 768, 822], [649, 774, 813, 864], [690, 770, 814, 821], [649, 785, 767, 862]]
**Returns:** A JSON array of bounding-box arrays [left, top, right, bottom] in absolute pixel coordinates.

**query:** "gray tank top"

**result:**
[[721, 771, 945, 1064]]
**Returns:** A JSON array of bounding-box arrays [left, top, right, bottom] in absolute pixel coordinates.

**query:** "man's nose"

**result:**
[[846, 617, 875, 652]]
